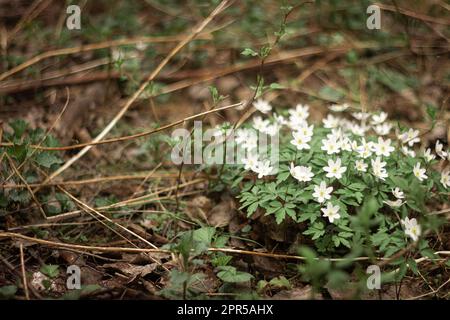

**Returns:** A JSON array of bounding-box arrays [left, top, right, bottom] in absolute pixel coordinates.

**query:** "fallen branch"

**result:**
[[1, 232, 448, 264]]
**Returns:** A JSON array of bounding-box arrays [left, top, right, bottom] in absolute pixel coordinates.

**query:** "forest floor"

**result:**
[[0, 0, 449, 300]]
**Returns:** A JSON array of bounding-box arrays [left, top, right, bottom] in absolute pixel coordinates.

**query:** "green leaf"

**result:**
[[40, 264, 59, 278], [420, 248, 437, 259], [217, 266, 254, 283], [274, 208, 286, 224], [8, 144, 27, 163], [212, 255, 232, 267], [276, 171, 290, 182], [269, 276, 291, 289], [60, 284, 101, 300], [318, 86, 344, 102], [35, 152, 63, 168], [192, 227, 215, 246], [169, 270, 191, 286], [269, 83, 284, 90], [247, 202, 259, 216], [9, 119, 28, 138], [10, 190, 31, 204], [407, 258, 419, 275], [347, 183, 366, 191], [0, 285, 17, 299], [328, 270, 349, 289], [241, 48, 258, 57]]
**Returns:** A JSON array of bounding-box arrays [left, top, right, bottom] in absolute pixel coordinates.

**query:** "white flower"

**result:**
[[371, 112, 388, 125], [329, 103, 349, 112], [423, 148, 435, 162], [262, 123, 279, 137], [373, 123, 392, 136], [372, 137, 395, 157], [321, 138, 341, 155], [440, 170, 450, 189], [289, 104, 309, 120], [321, 202, 341, 223], [357, 138, 373, 159], [291, 131, 311, 150], [245, 135, 258, 150], [338, 136, 352, 152], [312, 181, 333, 203], [322, 114, 340, 129], [253, 99, 272, 114], [401, 217, 421, 242], [383, 199, 404, 208], [352, 112, 371, 121], [242, 153, 259, 171], [392, 187, 404, 199], [253, 160, 274, 178], [355, 160, 368, 172], [252, 116, 269, 132], [290, 163, 314, 182], [235, 128, 249, 145], [297, 124, 314, 138], [327, 128, 344, 140], [350, 123, 369, 136], [351, 140, 359, 151], [236, 129, 257, 150], [398, 129, 420, 147], [273, 113, 288, 126], [413, 162, 427, 182], [136, 41, 148, 51], [288, 113, 307, 129], [401, 146, 416, 158], [371, 157, 388, 180], [323, 158, 347, 180], [435, 140, 448, 159]]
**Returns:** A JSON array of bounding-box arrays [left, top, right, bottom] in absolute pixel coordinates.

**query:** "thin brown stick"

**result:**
[[0, 70, 120, 95], [19, 243, 30, 300], [375, 3, 450, 25], [1, 232, 449, 263], [1, 232, 167, 253], [1, 171, 198, 189], [0, 33, 211, 82], [407, 277, 450, 300], [7, 0, 52, 43], [0, 102, 243, 151], [42, 178, 205, 222]]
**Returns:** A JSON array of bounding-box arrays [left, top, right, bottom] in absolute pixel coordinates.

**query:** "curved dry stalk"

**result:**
[[42, 178, 205, 222], [19, 243, 30, 300], [7, 0, 53, 43], [1, 232, 448, 264], [0, 34, 212, 82], [407, 277, 450, 300], [0, 102, 244, 152], [1, 171, 199, 189], [0, 232, 168, 254], [375, 3, 450, 25]]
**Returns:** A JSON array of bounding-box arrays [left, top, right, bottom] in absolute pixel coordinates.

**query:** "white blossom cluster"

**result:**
[[240, 99, 450, 242]]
